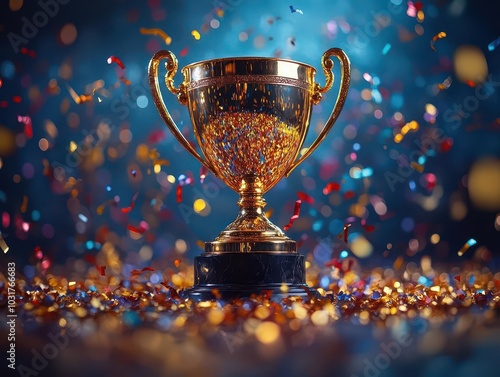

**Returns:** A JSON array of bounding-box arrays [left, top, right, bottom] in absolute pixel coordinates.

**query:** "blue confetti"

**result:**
[[488, 36, 500, 51]]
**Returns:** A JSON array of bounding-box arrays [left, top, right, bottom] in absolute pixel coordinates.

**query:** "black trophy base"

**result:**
[[182, 252, 317, 301]]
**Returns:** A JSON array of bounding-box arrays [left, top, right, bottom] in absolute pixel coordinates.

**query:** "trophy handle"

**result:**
[[148, 50, 217, 175], [284, 48, 351, 177]]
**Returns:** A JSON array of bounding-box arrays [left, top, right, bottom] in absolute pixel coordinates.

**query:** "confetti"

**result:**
[[20, 47, 36, 58], [106, 55, 125, 70], [20, 195, 28, 213], [147, 129, 166, 144], [410, 161, 425, 173], [283, 200, 301, 231], [131, 267, 155, 276], [430, 32, 447, 52], [174, 259, 181, 268], [382, 43, 391, 55], [176, 184, 183, 203], [200, 166, 208, 183], [65, 83, 94, 105], [438, 76, 452, 91], [394, 120, 419, 143], [191, 30, 201, 40], [18, 115, 33, 138], [121, 192, 139, 214], [139, 27, 172, 45], [127, 224, 147, 234], [363, 224, 375, 232], [78, 214, 88, 223], [84, 254, 106, 276], [338, 224, 351, 243], [344, 191, 355, 200], [0, 232, 9, 253], [289, 5, 303, 14], [323, 182, 341, 195], [297, 191, 314, 204], [488, 36, 500, 52], [457, 238, 477, 256]]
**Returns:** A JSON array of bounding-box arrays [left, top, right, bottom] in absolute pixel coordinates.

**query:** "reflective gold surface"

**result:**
[[148, 49, 350, 253]]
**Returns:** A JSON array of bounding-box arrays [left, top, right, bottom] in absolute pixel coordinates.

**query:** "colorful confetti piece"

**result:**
[[488, 36, 500, 52], [283, 200, 301, 231], [430, 32, 447, 52], [139, 27, 172, 45], [457, 238, 477, 256]]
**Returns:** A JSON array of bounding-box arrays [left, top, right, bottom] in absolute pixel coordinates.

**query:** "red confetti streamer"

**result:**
[[323, 182, 341, 195], [107, 55, 125, 69], [160, 282, 181, 300], [84, 253, 106, 276], [338, 224, 351, 243], [325, 258, 342, 269], [297, 191, 314, 204], [200, 166, 208, 183], [440, 138, 453, 152], [363, 224, 375, 232], [18, 115, 33, 138], [283, 200, 301, 231], [131, 267, 155, 276], [121, 192, 139, 214], [20, 47, 36, 58], [344, 190, 356, 200], [127, 224, 146, 234], [176, 184, 183, 203]]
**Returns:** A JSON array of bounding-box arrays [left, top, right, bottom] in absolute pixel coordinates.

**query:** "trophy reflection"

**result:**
[[149, 48, 350, 299]]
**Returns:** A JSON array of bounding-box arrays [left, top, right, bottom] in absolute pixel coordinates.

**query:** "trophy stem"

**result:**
[[204, 175, 296, 253], [237, 174, 266, 215]]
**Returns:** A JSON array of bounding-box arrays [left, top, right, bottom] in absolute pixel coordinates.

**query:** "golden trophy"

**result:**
[[149, 48, 350, 299]]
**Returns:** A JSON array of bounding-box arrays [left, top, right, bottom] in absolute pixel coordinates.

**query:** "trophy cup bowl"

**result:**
[[149, 48, 350, 299]]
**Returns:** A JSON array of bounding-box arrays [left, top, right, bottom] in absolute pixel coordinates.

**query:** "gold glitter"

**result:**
[[201, 112, 301, 192]]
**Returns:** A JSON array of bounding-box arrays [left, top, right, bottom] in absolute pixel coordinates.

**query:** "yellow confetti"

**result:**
[[139, 28, 172, 45], [394, 120, 419, 143], [191, 30, 201, 40], [0, 234, 9, 253], [430, 32, 447, 52]]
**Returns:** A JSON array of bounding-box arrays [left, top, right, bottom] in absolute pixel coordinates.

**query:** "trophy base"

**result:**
[[182, 252, 316, 301]]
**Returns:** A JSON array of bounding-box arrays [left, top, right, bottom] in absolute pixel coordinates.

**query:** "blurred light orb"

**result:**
[[468, 158, 500, 210], [350, 235, 373, 258], [60, 23, 78, 45], [0, 126, 16, 156], [453, 45, 488, 85]]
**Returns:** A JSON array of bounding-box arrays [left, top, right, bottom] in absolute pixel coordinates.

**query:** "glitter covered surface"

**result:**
[[1, 0, 500, 376], [202, 112, 302, 192]]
